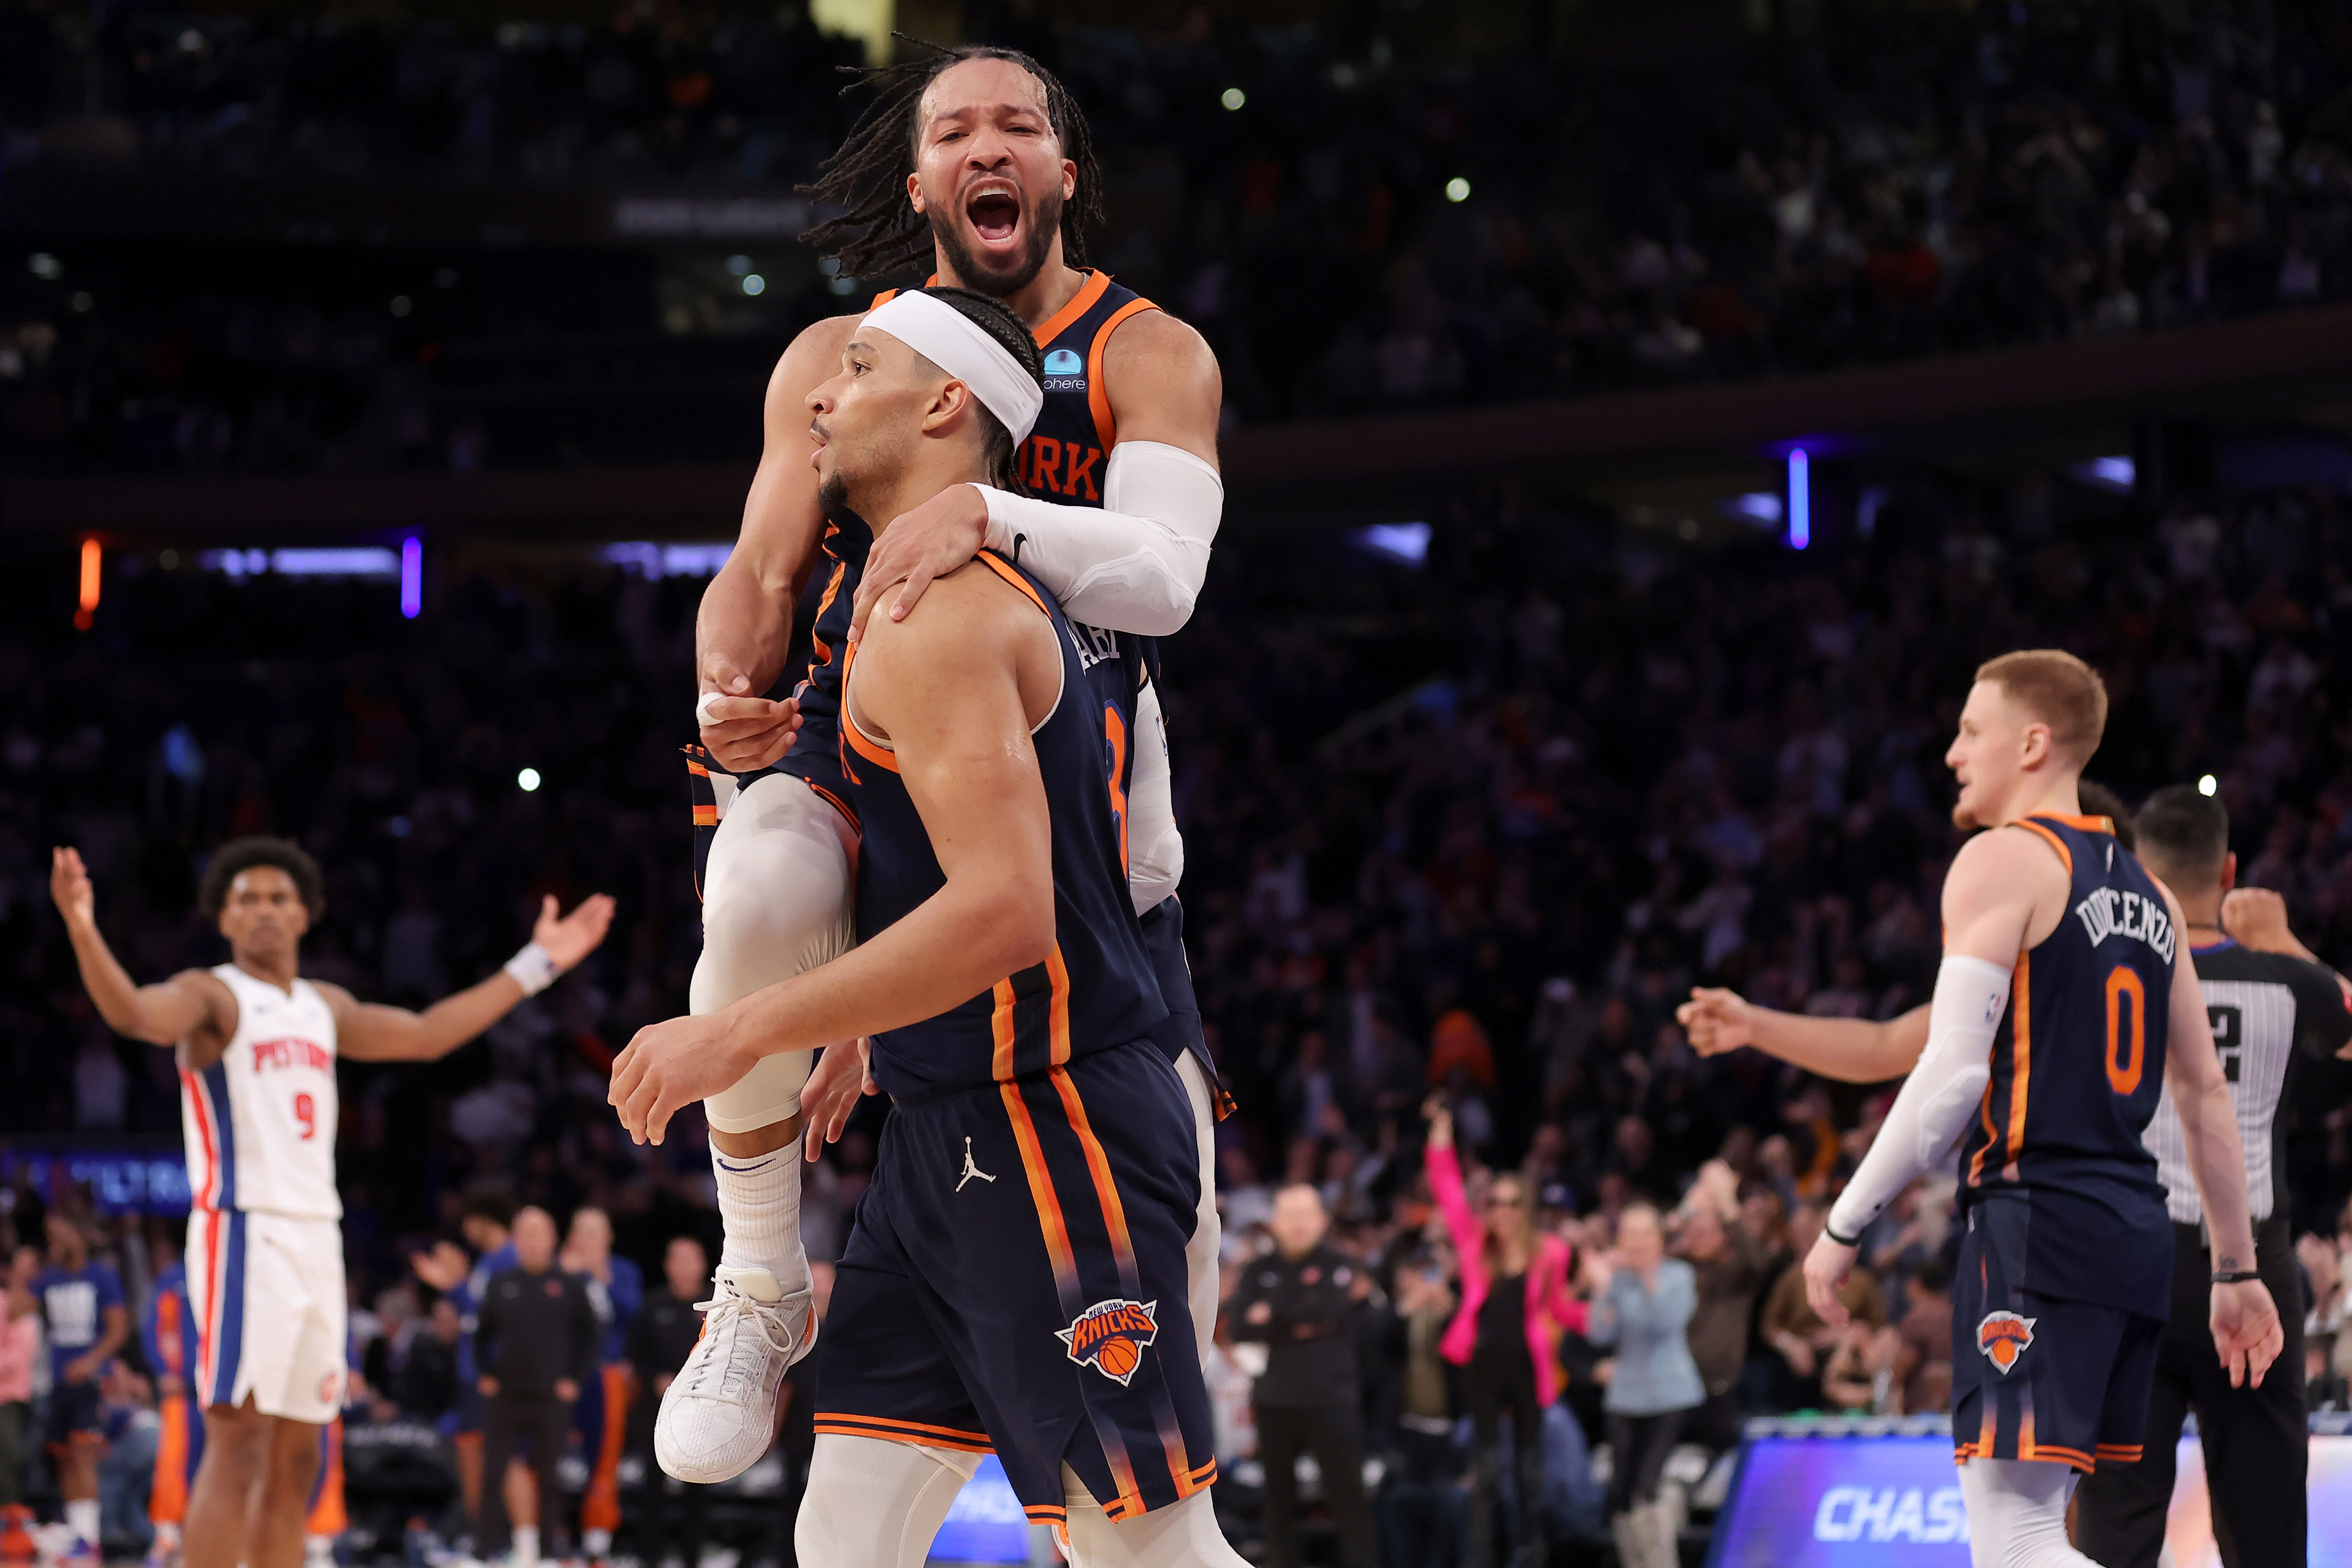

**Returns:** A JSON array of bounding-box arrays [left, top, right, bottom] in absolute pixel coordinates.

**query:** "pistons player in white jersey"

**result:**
[[49, 836, 612, 1568]]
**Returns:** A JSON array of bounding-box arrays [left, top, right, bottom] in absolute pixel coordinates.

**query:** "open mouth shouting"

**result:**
[[963, 178, 1025, 253]]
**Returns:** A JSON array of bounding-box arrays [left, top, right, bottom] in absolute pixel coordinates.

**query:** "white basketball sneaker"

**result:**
[[653, 1264, 819, 1483]]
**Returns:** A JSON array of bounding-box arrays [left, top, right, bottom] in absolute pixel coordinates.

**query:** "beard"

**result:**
[[931, 183, 1064, 297], [817, 471, 859, 526]]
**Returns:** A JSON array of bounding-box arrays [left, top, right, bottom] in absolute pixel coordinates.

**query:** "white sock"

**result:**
[[65, 1501, 98, 1547], [1957, 1458, 2094, 1568], [512, 1524, 537, 1567], [712, 1145, 810, 1293], [581, 1529, 610, 1557]]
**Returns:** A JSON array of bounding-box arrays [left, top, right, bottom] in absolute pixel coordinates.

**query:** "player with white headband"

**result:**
[[653, 41, 1230, 1528]]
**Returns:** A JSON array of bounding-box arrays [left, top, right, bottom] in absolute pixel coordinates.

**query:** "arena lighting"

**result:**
[[1221, 87, 1246, 110], [1354, 521, 1432, 566], [517, 768, 542, 792], [1787, 448, 1812, 549], [742, 273, 767, 296], [75, 538, 100, 630], [200, 547, 400, 578], [2199, 774, 2219, 796], [1445, 177, 1472, 203], [2070, 454, 2136, 492], [400, 536, 423, 619], [602, 541, 734, 579], [1726, 492, 1784, 526]]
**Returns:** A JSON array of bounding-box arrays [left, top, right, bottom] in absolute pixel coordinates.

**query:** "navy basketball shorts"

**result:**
[[812, 1039, 1219, 1526], [1951, 1197, 2166, 1473]]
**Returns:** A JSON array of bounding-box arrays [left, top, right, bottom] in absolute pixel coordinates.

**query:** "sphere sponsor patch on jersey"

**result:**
[[1055, 1297, 1158, 1386]]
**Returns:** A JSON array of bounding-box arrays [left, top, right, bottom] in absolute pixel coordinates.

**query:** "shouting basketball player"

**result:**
[[48, 838, 612, 1568], [611, 288, 1245, 1567], [666, 38, 1226, 1507], [1791, 653, 2281, 1568]]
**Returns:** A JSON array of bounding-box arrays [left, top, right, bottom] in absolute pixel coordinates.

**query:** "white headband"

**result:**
[[859, 291, 1043, 445]]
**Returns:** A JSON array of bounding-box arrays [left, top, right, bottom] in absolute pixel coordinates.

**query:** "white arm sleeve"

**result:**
[[1826, 954, 2012, 1241], [1126, 678, 1183, 914], [978, 441, 1223, 636]]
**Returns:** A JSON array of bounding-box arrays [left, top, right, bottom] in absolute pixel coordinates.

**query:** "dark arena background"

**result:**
[[6, 0, 2352, 1565]]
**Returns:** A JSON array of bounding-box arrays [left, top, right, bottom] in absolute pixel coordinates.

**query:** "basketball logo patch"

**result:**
[[1976, 1310, 2037, 1374], [1055, 1298, 1158, 1386]]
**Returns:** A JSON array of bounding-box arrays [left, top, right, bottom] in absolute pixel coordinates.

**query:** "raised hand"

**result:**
[[409, 1239, 469, 1292], [533, 893, 617, 971], [698, 651, 801, 773], [50, 846, 95, 931], [2220, 887, 2295, 954]]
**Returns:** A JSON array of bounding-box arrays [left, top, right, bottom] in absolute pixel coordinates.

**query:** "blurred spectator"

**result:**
[[560, 1206, 640, 1565], [627, 1237, 711, 1568], [1228, 1185, 1376, 1568], [395, 1300, 462, 1422], [1669, 1161, 1769, 1452], [1585, 1205, 1701, 1568], [1759, 1204, 1886, 1409], [95, 1361, 157, 1551], [1370, 1254, 1464, 1568], [1891, 1258, 1956, 1416], [1425, 1100, 1583, 1568], [0, 1248, 35, 1510], [472, 1208, 593, 1567]]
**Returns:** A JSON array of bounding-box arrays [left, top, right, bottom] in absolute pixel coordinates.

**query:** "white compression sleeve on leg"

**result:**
[[693, 774, 857, 1132], [1126, 679, 1184, 916], [1175, 1052, 1220, 1363], [795, 1434, 978, 1568], [1059, 1471, 1252, 1568], [1827, 953, 2010, 1240], [979, 442, 1223, 636], [1957, 1457, 2095, 1568]]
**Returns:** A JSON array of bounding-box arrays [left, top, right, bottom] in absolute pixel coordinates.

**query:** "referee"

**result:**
[[1675, 781, 2352, 1568], [2073, 785, 2352, 1568]]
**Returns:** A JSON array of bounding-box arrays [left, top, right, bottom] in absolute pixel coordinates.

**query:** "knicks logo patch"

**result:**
[[1976, 1311, 2037, 1374], [1055, 1298, 1158, 1386]]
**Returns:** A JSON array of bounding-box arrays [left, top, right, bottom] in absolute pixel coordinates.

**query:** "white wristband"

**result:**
[[503, 942, 561, 998]]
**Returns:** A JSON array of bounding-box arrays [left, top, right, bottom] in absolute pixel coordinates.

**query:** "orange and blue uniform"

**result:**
[[686, 275, 1215, 1108], [810, 549, 1216, 1527], [1951, 813, 2176, 1474]]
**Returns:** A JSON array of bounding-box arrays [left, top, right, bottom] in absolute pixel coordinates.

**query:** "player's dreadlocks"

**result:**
[[799, 39, 1104, 280], [923, 286, 1043, 491]]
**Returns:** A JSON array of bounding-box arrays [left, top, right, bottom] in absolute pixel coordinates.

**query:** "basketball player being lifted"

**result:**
[[615, 286, 1240, 1566], [1785, 653, 2281, 1567], [666, 40, 1227, 1503], [49, 838, 612, 1568]]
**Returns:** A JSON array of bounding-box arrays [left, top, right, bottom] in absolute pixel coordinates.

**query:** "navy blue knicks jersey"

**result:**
[[1956, 813, 2178, 1313], [836, 549, 1167, 1096], [758, 272, 1164, 812]]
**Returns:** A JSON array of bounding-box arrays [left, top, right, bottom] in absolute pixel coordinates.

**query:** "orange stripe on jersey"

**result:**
[[2006, 947, 2032, 1177], [1046, 945, 1072, 1066], [974, 550, 1051, 616], [991, 979, 1019, 1080], [1049, 1066, 1136, 1274], [1086, 298, 1158, 453], [1001, 1082, 1081, 1297], [2012, 818, 2073, 876], [1034, 270, 1114, 350], [1968, 1076, 1999, 1187], [838, 642, 902, 775], [813, 1412, 993, 1452], [804, 553, 848, 689], [692, 805, 719, 826], [806, 780, 859, 834], [2040, 813, 2116, 835], [686, 757, 710, 778]]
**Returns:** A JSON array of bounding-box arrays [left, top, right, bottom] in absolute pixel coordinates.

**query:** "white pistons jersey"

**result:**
[[181, 964, 340, 1219]]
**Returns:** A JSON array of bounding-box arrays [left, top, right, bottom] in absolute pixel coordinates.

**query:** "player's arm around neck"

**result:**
[[1806, 829, 2058, 1324], [852, 311, 1224, 639], [611, 566, 1061, 1144]]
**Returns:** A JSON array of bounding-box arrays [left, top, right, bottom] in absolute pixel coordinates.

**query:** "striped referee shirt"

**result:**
[[2145, 938, 2352, 1226]]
